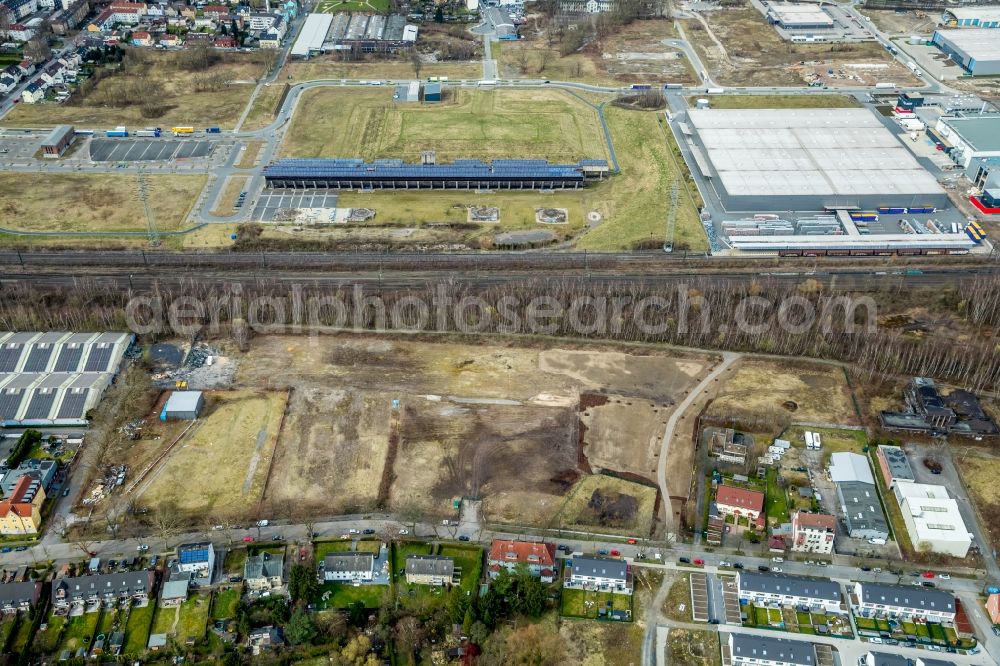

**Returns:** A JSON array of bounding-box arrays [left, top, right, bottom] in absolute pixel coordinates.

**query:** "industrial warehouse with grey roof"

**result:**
[[685, 108, 948, 212], [0, 332, 133, 425]]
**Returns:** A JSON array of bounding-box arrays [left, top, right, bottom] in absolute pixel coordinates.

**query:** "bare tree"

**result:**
[[409, 51, 422, 79], [151, 501, 184, 550]]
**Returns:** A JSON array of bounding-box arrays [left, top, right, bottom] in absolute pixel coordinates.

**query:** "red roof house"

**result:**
[[487, 540, 556, 582], [715, 484, 764, 521]]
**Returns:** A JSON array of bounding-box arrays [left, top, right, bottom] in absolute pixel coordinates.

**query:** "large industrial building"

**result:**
[[943, 7, 1000, 28], [686, 108, 948, 212], [892, 482, 971, 557], [290, 12, 333, 58], [263, 158, 610, 190], [290, 12, 417, 57], [0, 332, 133, 426], [932, 28, 1000, 75], [934, 115, 1000, 179], [830, 452, 890, 541], [766, 3, 834, 29]]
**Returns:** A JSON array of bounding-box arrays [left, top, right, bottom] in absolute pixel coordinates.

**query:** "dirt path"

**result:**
[[689, 12, 732, 71], [169, 604, 180, 635]]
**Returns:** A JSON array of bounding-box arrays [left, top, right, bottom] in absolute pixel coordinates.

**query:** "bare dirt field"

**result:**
[[135, 390, 287, 517], [231, 335, 713, 527], [551, 474, 658, 536], [682, 8, 919, 87], [498, 19, 695, 85], [706, 359, 858, 427], [865, 9, 937, 36]]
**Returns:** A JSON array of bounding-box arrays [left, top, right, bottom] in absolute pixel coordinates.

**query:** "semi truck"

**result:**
[[663, 83, 683, 90], [105, 127, 129, 137], [171, 126, 194, 136], [206, 127, 221, 134], [135, 127, 162, 137], [630, 84, 652, 90], [874, 82, 897, 89]]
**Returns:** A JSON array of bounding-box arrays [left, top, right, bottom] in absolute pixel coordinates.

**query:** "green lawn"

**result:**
[[9, 613, 35, 653], [686, 94, 861, 109], [438, 545, 483, 594], [765, 468, 790, 524], [753, 606, 769, 626], [0, 617, 16, 650], [150, 594, 210, 647], [560, 588, 632, 620], [32, 614, 65, 654], [392, 542, 443, 611], [124, 603, 155, 655], [315, 539, 381, 560], [314, 0, 390, 12], [58, 612, 100, 654], [315, 582, 389, 610], [212, 588, 240, 621], [223, 548, 247, 573]]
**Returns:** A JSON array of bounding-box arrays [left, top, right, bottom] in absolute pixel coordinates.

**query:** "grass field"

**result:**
[[282, 88, 610, 163], [688, 94, 861, 109], [561, 587, 632, 619], [32, 614, 65, 654], [0, 174, 205, 234], [241, 84, 287, 132], [58, 611, 99, 654], [438, 544, 483, 593], [135, 390, 288, 517], [210, 176, 248, 217], [236, 141, 265, 169], [316, 582, 388, 610], [150, 594, 210, 647], [212, 588, 240, 620], [707, 359, 857, 426], [663, 574, 692, 622], [552, 474, 658, 536], [281, 59, 481, 83], [124, 603, 155, 654], [3, 52, 271, 129], [181, 223, 238, 249]]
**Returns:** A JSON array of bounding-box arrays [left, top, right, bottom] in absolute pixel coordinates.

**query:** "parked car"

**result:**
[[860, 566, 872, 572], [610, 549, 621, 557], [733, 562, 744, 570], [719, 561, 731, 567], [458, 536, 470, 542], [598, 549, 609, 555], [679, 557, 691, 564], [922, 581, 936, 588], [693, 558, 705, 566], [626, 538, 637, 545], [938, 573, 951, 580], [242, 536, 254, 543], [399, 529, 409, 535], [62, 487, 71, 497], [362, 529, 375, 535], [136, 544, 148, 552], [922, 571, 935, 578], [349, 528, 360, 534], [758, 565, 769, 572], [771, 567, 783, 573]]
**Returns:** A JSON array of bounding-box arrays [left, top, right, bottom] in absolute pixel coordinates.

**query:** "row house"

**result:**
[[568, 555, 631, 594], [1, 0, 38, 22], [0, 581, 42, 615], [736, 571, 843, 614], [20, 78, 43, 103], [0, 476, 45, 534], [159, 33, 180, 47], [51, 0, 91, 35], [51, 571, 155, 614], [852, 582, 956, 623], [730, 634, 817, 666], [202, 4, 228, 19], [323, 553, 374, 583]]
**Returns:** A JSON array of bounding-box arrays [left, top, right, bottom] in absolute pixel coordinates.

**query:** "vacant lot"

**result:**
[[282, 58, 481, 83], [264, 387, 390, 514], [282, 88, 609, 163], [498, 19, 695, 85], [955, 447, 1000, 555], [707, 359, 857, 427], [668, 629, 721, 666], [682, 8, 916, 87], [0, 174, 205, 233], [552, 474, 658, 536], [210, 176, 248, 217], [150, 593, 210, 647], [4, 51, 272, 129], [689, 94, 861, 109], [135, 390, 287, 518], [233, 336, 711, 526]]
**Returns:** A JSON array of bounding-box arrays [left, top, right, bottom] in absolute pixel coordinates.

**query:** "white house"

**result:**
[[247, 13, 277, 31], [21, 79, 45, 104], [893, 483, 971, 558], [852, 582, 956, 623], [737, 571, 843, 614], [175, 543, 215, 583], [323, 553, 374, 582], [790, 512, 836, 555], [568, 555, 631, 594]]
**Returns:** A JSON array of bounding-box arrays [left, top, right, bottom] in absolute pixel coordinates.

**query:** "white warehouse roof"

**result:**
[[768, 3, 834, 27], [829, 452, 875, 484], [687, 108, 946, 199], [935, 28, 1000, 61], [946, 7, 1000, 23], [164, 390, 203, 413], [893, 483, 970, 552], [291, 13, 334, 57]]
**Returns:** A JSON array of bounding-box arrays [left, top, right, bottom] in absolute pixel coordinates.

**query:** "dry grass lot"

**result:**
[[690, 94, 860, 109], [0, 173, 205, 233], [232, 335, 712, 524], [3, 51, 271, 129], [264, 387, 391, 514], [241, 85, 286, 132], [281, 58, 481, 83], [707, 359, 858, 426], [282, 88, 610, 163], [682, 8, 915, 87], [955, 447, 1000, 555], [181, 224, 238, 249], [552, 474, 658, 536], [497, 19, 695, 85], [668, 629, 721, 666], [210, 176, 248, 217], [136, 390, 288, 517], [236, 141, 265, 169]]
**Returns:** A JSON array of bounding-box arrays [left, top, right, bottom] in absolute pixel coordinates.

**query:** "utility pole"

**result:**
[[663, 175, 679, 253], [135, 169, 160, 247]]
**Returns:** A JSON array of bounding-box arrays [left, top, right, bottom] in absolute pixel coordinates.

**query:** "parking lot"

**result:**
[[252, 188, 339, 222], [0, 136, 47, 160], [89, 139, 216, 162]]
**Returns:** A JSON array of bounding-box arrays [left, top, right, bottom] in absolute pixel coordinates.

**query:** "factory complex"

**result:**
[[290, 12, 417, 58], [931, 28, 1000, 76]]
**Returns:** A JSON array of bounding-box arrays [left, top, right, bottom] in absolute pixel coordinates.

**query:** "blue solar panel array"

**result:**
[[263, 158, 607, 180], [179, 545, 211, 564]]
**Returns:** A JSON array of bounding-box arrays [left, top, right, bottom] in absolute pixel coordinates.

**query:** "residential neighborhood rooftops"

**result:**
[[488, 540, 555, 567], [405, 555, 454, 578], [829, 452, 874, 484], [571, 555, 628, 582], [0, 581, 41, 608], [855, 582, 955, 614], [245, 553, 284, 580], [729, 633, 815, 666], [160, 579, 189, 601], [324, 552, 374, 573], [792, 512, 836, 531], [737, 571, 841, 602], [715, 484, 764, 512]]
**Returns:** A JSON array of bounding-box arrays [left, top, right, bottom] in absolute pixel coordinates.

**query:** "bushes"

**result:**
[[6, 429, 41, 467]]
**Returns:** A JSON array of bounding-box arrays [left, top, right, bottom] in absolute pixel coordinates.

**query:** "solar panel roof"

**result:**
[[57, 389, 89, 419], [84, 345, 114, 372], [54, 345, 84, 372], [0, 344, 24, 372], [23, 344, 54, 372], [24, 389, 57, 419], [0, 388, 25, 420], [263, 158, 603, 180]]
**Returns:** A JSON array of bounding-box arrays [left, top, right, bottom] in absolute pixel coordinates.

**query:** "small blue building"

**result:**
[[423, 82, 441, 102]]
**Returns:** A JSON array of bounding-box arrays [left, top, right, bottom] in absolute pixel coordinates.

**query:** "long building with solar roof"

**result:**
[[0, 332, 133, 426], [263, 158, 611, 190]]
